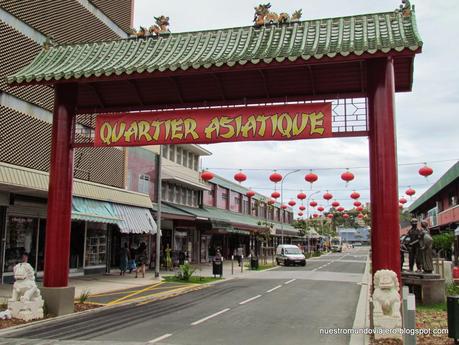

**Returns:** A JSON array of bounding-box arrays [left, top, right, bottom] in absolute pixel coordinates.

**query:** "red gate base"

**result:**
[[41, 287, 75, 316]]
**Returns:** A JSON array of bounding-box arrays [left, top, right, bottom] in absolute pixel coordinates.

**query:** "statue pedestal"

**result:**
[[41, 286, 75, 316], [402, 272, 445, 305], [8, 300, 44, 321], [373, 312, 402, 340]]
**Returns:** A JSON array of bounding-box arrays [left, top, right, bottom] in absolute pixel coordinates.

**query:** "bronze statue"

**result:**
[[419, 221, 434, 273], [407, 218, 421, 271]]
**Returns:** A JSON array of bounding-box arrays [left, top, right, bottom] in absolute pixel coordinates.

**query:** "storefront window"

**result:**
[[85, 223, 107, 267], [4, 217, 37, 272]]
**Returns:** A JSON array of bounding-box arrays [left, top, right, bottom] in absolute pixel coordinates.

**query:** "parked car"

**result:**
[[276, 245, 306, 266]]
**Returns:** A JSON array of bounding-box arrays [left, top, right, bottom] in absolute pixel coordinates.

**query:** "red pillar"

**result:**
[[44, 83, 78, 288], [367, 58, 401, 281]]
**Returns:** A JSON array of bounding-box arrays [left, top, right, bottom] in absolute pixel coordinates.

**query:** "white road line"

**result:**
[[266, 285, 282, 293], [148, 333, 173, 343], [239, 294, 262, 305], [191, 308, 230, 326], [284, 279, 296, 285]]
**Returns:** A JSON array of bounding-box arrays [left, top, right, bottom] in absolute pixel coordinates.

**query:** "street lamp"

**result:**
[[280, 169, 301, 244]]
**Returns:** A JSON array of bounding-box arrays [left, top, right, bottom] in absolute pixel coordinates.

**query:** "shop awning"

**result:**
[[72, 197, 121, 224], [72, 197, 157, 234], [112, 204, 157, 234]]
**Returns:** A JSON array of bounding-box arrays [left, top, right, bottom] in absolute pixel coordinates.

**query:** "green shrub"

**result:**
[[78, 289, 91, 303], [432, 232, 454, 253], [176, 262, 196, 281], [447, 283, 459, 296], [313, 251, 322, 257]]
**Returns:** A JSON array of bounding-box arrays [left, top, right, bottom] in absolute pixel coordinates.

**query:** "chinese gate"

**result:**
[[6, 3, 422, 313]]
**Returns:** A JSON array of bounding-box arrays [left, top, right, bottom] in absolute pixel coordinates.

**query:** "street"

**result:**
[[0, 247, 368, 345]]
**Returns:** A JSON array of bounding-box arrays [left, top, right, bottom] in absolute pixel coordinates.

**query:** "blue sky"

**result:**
[[134, 0, 459, 213]]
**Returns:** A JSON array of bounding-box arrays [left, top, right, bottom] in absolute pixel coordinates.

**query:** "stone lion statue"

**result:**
[[372, 269, 402, 339], [10, 262, 41, 303], [8, 262, 44, 321]]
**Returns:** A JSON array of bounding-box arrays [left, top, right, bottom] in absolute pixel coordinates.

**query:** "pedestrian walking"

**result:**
[[236, 246, 243, 267], [135, 242, 147, 278], [119, 243, 129, 276], [128, 245, 136, 273]]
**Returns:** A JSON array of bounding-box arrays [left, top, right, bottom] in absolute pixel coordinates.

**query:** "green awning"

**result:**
[[72, 197, 121, 224]]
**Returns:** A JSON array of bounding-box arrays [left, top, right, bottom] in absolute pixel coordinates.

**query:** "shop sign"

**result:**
[[95, 103, 332, 147]]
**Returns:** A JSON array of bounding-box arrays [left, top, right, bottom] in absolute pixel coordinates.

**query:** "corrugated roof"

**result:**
[[409, 161, 459, 212], [170, 203, 297, 233], [6, 9, 422, 85], [0, 162, 153, 209]]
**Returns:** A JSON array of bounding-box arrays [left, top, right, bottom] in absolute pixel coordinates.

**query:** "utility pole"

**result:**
[[280, 169, 301, 244], [155, 145, 162, 278]]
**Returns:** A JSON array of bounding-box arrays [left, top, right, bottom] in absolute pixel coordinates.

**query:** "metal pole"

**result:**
[[155, 145, 162, 278], [280, 169, 301, 244]]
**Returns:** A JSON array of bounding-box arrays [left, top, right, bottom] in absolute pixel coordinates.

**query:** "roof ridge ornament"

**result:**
[[130, 15, 170, 38], [43, 36, 56, 51], [253, 3, 302, 27], [397, 0, 413, 17]]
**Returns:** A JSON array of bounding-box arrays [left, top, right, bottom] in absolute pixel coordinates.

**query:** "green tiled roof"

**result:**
[[409, 161, 459, 212], [6, 9, 422, 85], [168, 203, 297, 233]]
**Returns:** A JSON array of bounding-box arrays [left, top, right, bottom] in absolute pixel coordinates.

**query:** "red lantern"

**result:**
[[343, 213, 349, 219], [271, 191, 280, 199], [267, 198, 275, 205], [337, 206, 345, 212], [323, 192, 333, 201], [234, 170, 247, 183], [327, 213, 334, 219], [357, 213, 364, 219], [201, 170, 214, 181], [246, 189, 255, 198], [304, 171, 318, 189], [356, 206, 364, 212], [299, 205, 306, 211], [399, 197, 407, 205], [350, 191, 360, 200], [353, 201, 362, 207], [313, 213, 319, 218], [331, 201, 340, 208], [288, 200, 296, 207], [309, 200, 317, 208], [298, 212, 304, 217], [418, 165, 433, 178], [281, 204, 288, 210], [406, 187, 416, 197], [341, 170, 355, 186], [317, 206, 324, 212], [297, 192, 307, 200], [269, 171, 283, 183]]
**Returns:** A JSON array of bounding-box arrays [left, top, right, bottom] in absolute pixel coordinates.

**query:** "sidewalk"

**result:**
[[0, 259, 260, 303]]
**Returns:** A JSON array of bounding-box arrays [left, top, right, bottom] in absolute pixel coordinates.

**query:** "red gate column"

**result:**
[[44, 83, 78, 288], [367, 57, 401, 281]]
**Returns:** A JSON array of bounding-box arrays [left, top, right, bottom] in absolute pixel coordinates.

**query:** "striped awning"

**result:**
[[112, 204, 157, 234], [72, 197, 121, 224], [72, 197, 157, 234]]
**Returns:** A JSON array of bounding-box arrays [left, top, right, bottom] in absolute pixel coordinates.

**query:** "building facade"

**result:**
[[0, 0, 158, 282]]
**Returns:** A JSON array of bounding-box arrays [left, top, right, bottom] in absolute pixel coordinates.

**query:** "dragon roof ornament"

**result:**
[[130, 15, 170, 38], [253, 3, 302, 27]]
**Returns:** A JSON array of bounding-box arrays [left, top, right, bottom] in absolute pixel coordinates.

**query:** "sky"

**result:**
[[134, 0, 459, 214]]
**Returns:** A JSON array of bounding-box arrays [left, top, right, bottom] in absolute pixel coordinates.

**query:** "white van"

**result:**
[[276, 245, 306, 266]]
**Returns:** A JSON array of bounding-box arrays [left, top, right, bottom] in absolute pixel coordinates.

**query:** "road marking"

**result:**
[[191, 308, 231, 326], [239, 294, 262, 305], [107, 282, 164, 305], [148, 333, 173, 343], [266, 285, 282, 293], [134, 285, 200, 306], [284, 279, 296, 285]]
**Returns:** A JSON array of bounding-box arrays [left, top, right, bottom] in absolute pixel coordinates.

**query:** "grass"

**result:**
[[244, 262, 276, 271], [416, 303, 447, 312], [162, 275, 223, 284]]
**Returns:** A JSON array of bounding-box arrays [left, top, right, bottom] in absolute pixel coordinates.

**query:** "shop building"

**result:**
[[0, 1, 160, 281]]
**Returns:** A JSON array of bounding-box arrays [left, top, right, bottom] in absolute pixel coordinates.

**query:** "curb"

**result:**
[[349, 255, 371, 345]]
